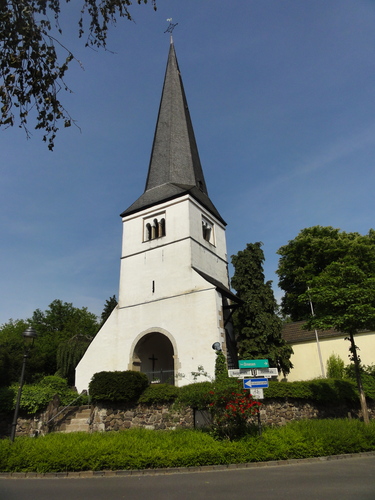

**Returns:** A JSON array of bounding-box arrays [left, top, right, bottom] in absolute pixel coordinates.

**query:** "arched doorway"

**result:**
[[132, 332, 175, 385]]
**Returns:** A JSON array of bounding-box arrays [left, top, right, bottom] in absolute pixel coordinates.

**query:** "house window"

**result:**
[[144, 214, 166, 241], [202, 217, 215, 245]]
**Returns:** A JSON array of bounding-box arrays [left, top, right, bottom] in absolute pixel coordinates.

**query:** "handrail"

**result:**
[[46, 390, 88, 425]]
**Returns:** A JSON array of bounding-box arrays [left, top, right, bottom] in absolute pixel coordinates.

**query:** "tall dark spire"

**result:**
[[121, 41, 225, 225]]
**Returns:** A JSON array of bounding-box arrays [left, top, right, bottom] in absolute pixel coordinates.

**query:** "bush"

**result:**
[[89, 371, 149, 403], [177, 381, 214, 410], [326, 354, 345, 379], [0, 376, 87, 414], [345, 364, 375, 400], [264, 378, 359, 404], [138, 384, 180, 404]]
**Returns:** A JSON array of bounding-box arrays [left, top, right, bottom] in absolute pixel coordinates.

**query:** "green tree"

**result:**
[[0, 0, 156, 149], [56, 334, 93, 386], [231, 242, 293, 376], [99, 295, 118, 328], [277, 226, 353, 321], [0, 319, 32, 386], [30, 299, 98, 378], [279, 227, 375, 423]]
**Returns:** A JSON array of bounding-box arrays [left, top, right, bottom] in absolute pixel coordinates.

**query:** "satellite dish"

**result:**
[[212, 342, 221, 351]]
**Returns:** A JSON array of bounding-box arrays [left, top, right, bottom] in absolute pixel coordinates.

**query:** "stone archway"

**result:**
[[132, 332, 175, 385]]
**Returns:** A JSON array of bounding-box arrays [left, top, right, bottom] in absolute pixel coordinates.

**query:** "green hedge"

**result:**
[[89, 371, 149, 403], [1, 420, 375, 472], [138, 384, 180, 404], [264, 378, 359, 404]]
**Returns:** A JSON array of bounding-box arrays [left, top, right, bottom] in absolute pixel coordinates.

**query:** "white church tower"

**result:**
[[76, 41, 238, 392]]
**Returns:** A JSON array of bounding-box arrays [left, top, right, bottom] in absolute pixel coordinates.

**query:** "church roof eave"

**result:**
[[120, 183, 226, 226]]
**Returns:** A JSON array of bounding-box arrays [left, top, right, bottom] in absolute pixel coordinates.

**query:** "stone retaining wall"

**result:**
[[1, 398, 374, 438], [89, 403, 194, 432]]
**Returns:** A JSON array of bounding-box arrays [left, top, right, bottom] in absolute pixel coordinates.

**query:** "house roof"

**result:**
[[282, 321, 344, 344], [120, 41, 225, 225]]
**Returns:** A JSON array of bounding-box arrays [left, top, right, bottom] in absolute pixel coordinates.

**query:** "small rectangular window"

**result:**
[[202, 216, 215, 245]]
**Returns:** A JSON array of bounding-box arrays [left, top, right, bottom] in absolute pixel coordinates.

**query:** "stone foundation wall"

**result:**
[[89, 403, 194, 432], [1, 398, 374, 438]]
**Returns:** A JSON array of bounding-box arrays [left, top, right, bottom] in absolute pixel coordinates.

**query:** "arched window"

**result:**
[[158, 218, 166, 237], [143, 213, 166, 242], [145, 223, 152, 241]]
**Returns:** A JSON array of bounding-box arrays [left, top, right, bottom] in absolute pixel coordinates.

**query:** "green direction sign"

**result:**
[[238, 359, 269, 369]]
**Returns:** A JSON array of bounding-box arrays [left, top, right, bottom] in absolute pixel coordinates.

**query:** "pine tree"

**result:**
[[99, 295, 118, 328], [231, 242, 293, 376]]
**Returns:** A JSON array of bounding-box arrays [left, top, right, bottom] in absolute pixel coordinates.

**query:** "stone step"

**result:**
[[64, 424, 90, 433], [70, 417, 90, 425]]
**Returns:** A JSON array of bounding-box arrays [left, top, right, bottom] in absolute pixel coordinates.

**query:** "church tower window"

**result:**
[[144, 213, 166, 241], [202, 216, 215, 245]]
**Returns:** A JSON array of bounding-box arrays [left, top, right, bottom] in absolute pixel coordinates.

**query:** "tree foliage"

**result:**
[[278, 226, 375, 423], [0, 319, 30, 386], [231, 242, 293, 376], [99, 294, 117, 328], [277, 226, 355, 321], [0, 0, 156, 149], [56, 333, 93, 385]]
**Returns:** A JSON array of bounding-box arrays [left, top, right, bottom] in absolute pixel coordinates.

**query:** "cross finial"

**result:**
[[164, 18, 178, 42]]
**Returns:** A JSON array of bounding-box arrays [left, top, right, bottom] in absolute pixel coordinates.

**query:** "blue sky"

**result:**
[[2, 0, 375, 324]]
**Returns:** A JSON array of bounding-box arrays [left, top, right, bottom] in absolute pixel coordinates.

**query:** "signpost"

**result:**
[[229, 360, 276, 437], [249, 388, 264, 399], [238, 359, 269, 369]]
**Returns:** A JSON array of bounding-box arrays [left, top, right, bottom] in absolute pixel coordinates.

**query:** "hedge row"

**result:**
[[0, 373, 369, 415], [1, 419, 375, 472]]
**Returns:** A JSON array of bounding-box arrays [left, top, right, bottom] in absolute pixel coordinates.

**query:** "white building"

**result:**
[[75, 41, 238, 392], [282, 321, 375, 381]]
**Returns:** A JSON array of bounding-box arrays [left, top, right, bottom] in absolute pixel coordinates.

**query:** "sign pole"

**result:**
[[257, 410, 262, 436]]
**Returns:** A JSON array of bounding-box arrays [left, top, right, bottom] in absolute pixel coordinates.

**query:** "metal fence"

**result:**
[[143, 370, 175, 385]]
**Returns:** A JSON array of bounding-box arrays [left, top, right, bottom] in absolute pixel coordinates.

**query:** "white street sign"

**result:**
[[256, 368, 278, 378], [250, 388, 264, 399]]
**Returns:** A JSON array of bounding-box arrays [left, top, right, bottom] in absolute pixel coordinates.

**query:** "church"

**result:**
[[75, 40, 238, 392]]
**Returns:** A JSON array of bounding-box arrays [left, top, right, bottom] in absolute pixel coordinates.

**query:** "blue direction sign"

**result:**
[[243, 378, 269, 389], [239, 359, 269, 369]]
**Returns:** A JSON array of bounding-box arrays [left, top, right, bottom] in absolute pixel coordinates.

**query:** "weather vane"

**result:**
[[164, 18, 178, 34]]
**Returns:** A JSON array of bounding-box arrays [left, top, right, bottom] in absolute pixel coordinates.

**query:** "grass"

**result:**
[[1, 419, 375, 473]]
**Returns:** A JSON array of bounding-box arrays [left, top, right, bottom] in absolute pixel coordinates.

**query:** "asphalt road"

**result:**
[[1, 455, 374, 500]]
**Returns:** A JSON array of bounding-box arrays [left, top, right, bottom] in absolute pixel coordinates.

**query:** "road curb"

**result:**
[[1, 451, 375, 479]]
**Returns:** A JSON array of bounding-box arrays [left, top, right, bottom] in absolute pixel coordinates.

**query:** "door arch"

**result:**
[[132, 332, 175, 384]]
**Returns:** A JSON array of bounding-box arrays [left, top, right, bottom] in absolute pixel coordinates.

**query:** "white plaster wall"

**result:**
[[76, 194, 230, 392], [285, 332, 375, 382], [75, 287, 224, 392]]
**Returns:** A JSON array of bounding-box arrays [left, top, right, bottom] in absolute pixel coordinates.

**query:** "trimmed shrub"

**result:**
[[138, 383, 180, 404], [264, 378, 358, 404], [176, 378, 244, 411], [89, 371, 149, 403], [177, 381, 214, 410]]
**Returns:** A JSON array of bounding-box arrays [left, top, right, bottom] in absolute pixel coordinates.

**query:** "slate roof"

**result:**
[[192, 267, 243, 305], [121, 41, 225, 225]]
